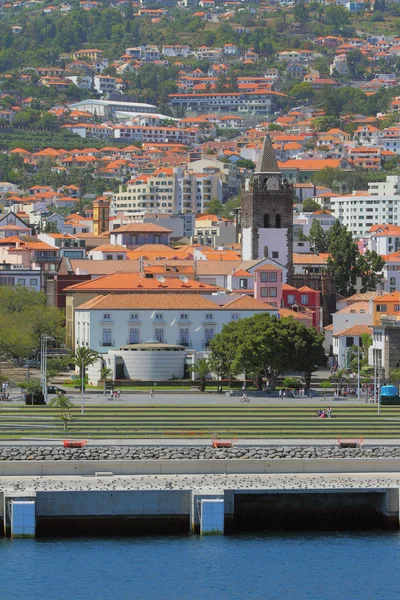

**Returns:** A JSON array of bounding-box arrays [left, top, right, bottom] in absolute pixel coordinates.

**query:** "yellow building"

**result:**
[[372, 292, 400, 325], [92, 199, 110, 235]]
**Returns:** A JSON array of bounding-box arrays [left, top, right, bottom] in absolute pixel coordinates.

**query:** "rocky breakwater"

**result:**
[[0, 445, 400, 461]]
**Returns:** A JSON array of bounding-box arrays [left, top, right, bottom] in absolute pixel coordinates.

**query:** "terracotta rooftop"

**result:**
[[334, 325, 373, 337], [64, 272, 220, 292], [77, 293, 273, 311]]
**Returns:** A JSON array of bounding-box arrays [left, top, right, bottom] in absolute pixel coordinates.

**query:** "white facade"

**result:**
[[332, 190, 400, 237], [242, 227, 289, 268], [75, 298, 277, 354], [112, 168, 223, 217], [294, 211, 336, 237]]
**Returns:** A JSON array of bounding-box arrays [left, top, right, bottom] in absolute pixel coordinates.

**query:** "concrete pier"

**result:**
[[1, 447, 400, 537]]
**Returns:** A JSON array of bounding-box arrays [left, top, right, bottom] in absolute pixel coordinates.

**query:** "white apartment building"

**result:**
[[113, 125, 199, 145], [168, 91, 281, 115], [294, 211, 336, 238], [331, 176, 400, 237], [162, 45, 190, 58], [93, 75, 117, 94], [112, 167, 222, 217]]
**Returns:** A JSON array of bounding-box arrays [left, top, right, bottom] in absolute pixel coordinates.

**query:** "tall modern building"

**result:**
[[240, 135, 293, 281]]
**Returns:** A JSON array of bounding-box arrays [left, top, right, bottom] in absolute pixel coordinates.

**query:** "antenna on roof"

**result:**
[[156, 275, 166, 283], [179, 275, 189, 283]]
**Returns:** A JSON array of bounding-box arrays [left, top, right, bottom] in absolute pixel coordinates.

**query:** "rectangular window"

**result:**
[[269, 287, 277, 297], [376, 304, 387, 312], [390, 278, 396, 286], [130, 313, 139, 320], [395, 305, 400, 312], [300, 294, 309, 304], [179, 328, 189, 346], [154, 328, 164, 343], [17, 279, 25, 285], [29, 279, 37, 286], [287, 294, 295, 304], [269, 272, 278, 282], [103, 313, 111, 320], [155, 313, 163, 320], [231, 313, 239, 320], [180, 313, 188, 320], [106, 255, 113, 260], [117, 255, 123, 260], [272, 251, 279, 259], [239, 278, 248, 289], [260, 288, 268, 297], [129, 328, 140, 344], [260, 272, 268, 282], [205, 328, 214, 346], [346, 336, 354, 348], [205, 313, 213, 320], [102, 328, 112, 346]]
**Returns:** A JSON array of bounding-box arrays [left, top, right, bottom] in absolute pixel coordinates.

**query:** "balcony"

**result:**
[[99, 340, 115, 347], [34, 256, 60, 263]]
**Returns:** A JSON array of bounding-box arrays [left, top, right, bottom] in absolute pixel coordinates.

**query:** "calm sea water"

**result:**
[[2, 533, 400, 600]]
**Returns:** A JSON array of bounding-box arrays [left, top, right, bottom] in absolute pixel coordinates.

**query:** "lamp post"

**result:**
[[357, 345, 360, 402], [40, 334, 53, 405], [81, 356, 84, 416]]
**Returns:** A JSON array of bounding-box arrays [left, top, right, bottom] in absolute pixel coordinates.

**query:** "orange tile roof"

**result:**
[[112, 223, 172, 234], [336, 301, 370, 314], [372, 291, 400, 303], [293, 253, 328, 265], [64, 273, 220, 293], [77, 293, 273, 311], [90, 244, 128, 253], [334, 325, 373, 337]]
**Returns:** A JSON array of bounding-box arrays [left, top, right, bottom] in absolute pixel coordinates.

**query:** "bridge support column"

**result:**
[[191, 491, 224, 534], [3, 491, 36, 538]]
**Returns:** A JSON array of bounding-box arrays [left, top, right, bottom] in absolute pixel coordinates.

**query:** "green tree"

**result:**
[[221, 196, 241, 219], [357, 250, 385, 292], [302, 198, 321, 212], [205, 199, 223, 216], [69, 347, 101, 390], [327, 220, 359, 296], [294, 0, 309, 23], [309, 218, 329, 253], [189, 357, 212, 392], [290, 82, 314, 103], [320, 380, 331, 401], [48, 391, 73, 430], [325, 4, 350, 30]]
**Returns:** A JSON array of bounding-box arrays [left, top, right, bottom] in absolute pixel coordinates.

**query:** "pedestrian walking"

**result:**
[[150, 389, 155, 398], [117, 389, 121, 400], [278, 389, 282, 399]]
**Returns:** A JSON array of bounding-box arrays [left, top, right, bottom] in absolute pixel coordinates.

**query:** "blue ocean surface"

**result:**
[[2, 532, 400, 600]]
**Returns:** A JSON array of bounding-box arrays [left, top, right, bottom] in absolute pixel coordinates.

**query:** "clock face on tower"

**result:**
[[266, 177, 279, 190]]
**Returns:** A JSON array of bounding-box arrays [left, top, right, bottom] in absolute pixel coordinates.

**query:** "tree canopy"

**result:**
[[209, 314, 326, 389], [0, 286, 64, 362]]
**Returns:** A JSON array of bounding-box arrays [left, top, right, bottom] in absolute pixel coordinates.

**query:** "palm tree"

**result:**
[[320, 380, 331, 401], [189, 357, 211, 392], [69, 347, 101, 391], [48, 392, 73, 430]]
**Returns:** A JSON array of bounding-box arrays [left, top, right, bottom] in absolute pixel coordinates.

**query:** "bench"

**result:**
[[212, 440, 233, 448], [63, 440, 87, 448], [337, 437, 364, 449]]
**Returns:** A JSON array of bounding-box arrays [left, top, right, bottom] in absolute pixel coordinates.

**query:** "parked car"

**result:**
[[47, 385, 66, 395]]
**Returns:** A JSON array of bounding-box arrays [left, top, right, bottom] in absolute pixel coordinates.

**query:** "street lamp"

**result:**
[[81, 355, 84, 416], [40, 334, 53, 405]]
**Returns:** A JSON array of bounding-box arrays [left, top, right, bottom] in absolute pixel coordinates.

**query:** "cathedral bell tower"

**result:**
[[240, 135, 293, 282]]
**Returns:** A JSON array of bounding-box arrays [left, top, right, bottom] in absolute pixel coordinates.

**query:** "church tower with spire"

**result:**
[[240, 135, 293, 281]]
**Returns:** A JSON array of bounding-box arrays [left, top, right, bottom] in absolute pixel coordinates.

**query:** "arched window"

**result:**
[[275, 214, 281, 228], [263, 213, 269, 228]]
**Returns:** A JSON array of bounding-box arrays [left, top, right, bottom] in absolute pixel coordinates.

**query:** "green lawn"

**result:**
[[0, 404, 399, 439]]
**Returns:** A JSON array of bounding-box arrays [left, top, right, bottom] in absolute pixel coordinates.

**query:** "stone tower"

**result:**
[[92, 199, 110, 236], [240, 135, 293, 282]]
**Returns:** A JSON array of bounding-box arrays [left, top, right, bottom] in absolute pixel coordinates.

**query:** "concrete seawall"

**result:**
[[2, 449, 400, 537], [2, 457, 400, 476]]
